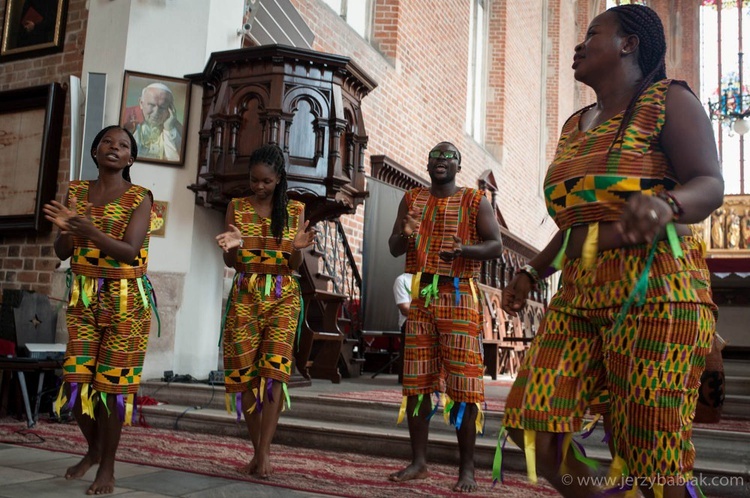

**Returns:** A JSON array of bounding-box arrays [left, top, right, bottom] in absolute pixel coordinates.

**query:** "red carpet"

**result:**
[[0, 418, 556, 497]]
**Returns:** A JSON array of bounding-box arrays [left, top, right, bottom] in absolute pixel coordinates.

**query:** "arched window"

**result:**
[[702, 0, 750, 195]]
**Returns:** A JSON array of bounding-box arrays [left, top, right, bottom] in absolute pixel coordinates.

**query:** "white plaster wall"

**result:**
[[81, 0, 245, 379]]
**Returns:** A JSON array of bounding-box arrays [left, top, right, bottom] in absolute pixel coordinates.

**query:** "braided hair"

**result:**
[[608, 4, 667, 150], [91, 125, 139, 182], [248, 144, 289, 243]]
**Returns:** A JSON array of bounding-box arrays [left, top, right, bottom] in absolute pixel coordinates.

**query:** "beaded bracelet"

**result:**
[[400, 230, 416, 239], [517, 264, 540, 287], [657, 191, 684, 222]]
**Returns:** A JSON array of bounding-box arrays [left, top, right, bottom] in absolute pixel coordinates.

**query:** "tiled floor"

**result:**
[[0, 444, 330, 498]]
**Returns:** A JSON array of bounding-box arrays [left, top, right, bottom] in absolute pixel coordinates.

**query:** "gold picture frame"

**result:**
[[119, 70, 191, 166], [0, 0, 68, 61]]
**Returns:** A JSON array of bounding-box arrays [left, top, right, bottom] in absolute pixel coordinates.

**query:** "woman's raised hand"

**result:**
[[216, 224, 243, 253], [292, 220, 316, 251], [43, 196, 79, 233]]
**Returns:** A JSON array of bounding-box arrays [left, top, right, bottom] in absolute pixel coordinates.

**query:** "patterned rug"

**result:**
[[0, 418, 557, 497]]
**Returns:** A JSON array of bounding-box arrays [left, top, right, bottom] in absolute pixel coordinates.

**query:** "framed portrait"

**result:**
[[119, 71, 191, 166], [150, 200, 168, 237], [0, 0, 68, 61], [0, 83, 66, 233]]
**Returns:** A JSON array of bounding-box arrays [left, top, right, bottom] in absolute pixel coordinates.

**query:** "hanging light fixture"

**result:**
[[708, 52, 750, 134], [708, 1, 750, 135]]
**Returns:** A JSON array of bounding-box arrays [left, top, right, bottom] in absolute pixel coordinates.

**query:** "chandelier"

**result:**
[[708, 53, 750, 135]]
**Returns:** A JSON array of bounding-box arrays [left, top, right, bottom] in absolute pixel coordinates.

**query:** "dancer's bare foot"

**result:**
[[255, 456, 273, 479], [86, 466, 115, 495], [237, 456, 258, 475], [388, 463, 429, 482], [453, 467, 478, 492], [65, 453, 99, 480]]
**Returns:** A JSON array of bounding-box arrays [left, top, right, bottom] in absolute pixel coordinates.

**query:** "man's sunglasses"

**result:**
[[429, 150, 459, 160]]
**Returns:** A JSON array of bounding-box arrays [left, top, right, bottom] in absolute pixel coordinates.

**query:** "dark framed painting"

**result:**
[[118, 71, 191, 166], [0, 83, 66, 233], [0, 0, 68, 61]]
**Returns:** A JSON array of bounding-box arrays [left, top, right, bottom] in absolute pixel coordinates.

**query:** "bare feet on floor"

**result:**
[[86, 466, 115, 495], [255, 457, 273, 479], [388, 463, 429, 482], [237, 456, 258, 476], [453, 468, 478, 492], [65, 453, 100, 480]]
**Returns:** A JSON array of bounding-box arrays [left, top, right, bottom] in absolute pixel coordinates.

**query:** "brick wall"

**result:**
[[0, 0, 88, 298]]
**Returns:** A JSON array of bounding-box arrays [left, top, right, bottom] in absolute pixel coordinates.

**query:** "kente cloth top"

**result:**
[[544, 79, 682, 230], [232, 197, 304, 276], [404, 187, 484, 279], [69, 181, 152, 279]]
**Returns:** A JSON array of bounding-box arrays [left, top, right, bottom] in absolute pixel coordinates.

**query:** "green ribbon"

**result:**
[[570, 439, 599, 470], [420, 274, 439, 307], [492, 426, 507, 483], [100, 392, 111, 417], [665, 222, 683, 258], [143, 276, 161, 338], [412, 393, 424, 417], [264, 274, 272, 297], [283, 383, 291, 410], [551, 228, 571, 270], [136, 276, 149, 309], [79, 275, 91, 307]]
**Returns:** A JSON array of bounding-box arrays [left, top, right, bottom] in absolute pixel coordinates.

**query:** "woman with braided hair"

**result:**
[[43, 125, 155, 495], [215, 144, 314, 478], [499, 4, 723, 497]]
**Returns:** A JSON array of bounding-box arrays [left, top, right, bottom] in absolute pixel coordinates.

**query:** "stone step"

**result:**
[[138, 382, 750, 485], [726, 376, 750, 397]]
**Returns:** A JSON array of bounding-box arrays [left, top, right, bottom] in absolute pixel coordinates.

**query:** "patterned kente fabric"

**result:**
[[404, 187, 484, 278], [232, 198, 303, 275], [69, 181, 151, 279], [544, 79, 683, 230]]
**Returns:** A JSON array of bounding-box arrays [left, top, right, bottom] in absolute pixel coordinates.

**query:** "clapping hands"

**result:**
[[43, 196, 97, 237]]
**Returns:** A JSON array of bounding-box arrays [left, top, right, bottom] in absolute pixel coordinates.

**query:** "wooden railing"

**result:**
[[478, 283, 545, 379]]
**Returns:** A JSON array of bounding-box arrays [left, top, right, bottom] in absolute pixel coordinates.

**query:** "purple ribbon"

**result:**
[[686, 481, 699, 498], [116, 394, 125, 422], [237, 272, 244, 291], [602, 428, 611, 444], [97, 278, 105, 301], [236, 392, 242, 421], [68, 382, 79, 411], [557, 433, 564, 468], [275, 275, 282, 298], [132, 394, 138, 425], [266, 378, 274, 403], [581, 419, 599, 439], [572, 438, 588, 458]]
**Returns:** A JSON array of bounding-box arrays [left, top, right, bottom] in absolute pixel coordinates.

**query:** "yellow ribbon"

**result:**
[[524, 429, 538, 484], [119, 278, 128, 314], [559, 432, 573, 476], [245, 387, 258, 415], [124, 393, 134, 426], [474, 402, 484, 434], [469, 278, 478, 305], [81, 383, 96, 419], [224, 393, 232, 414], [581, 222, 599, 268], [69, 277, 81, 307], [396, 396, 408, 424], [581, 414, 601, 435], [53, 384, 67, 418], [411, 272, 422, 300]]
